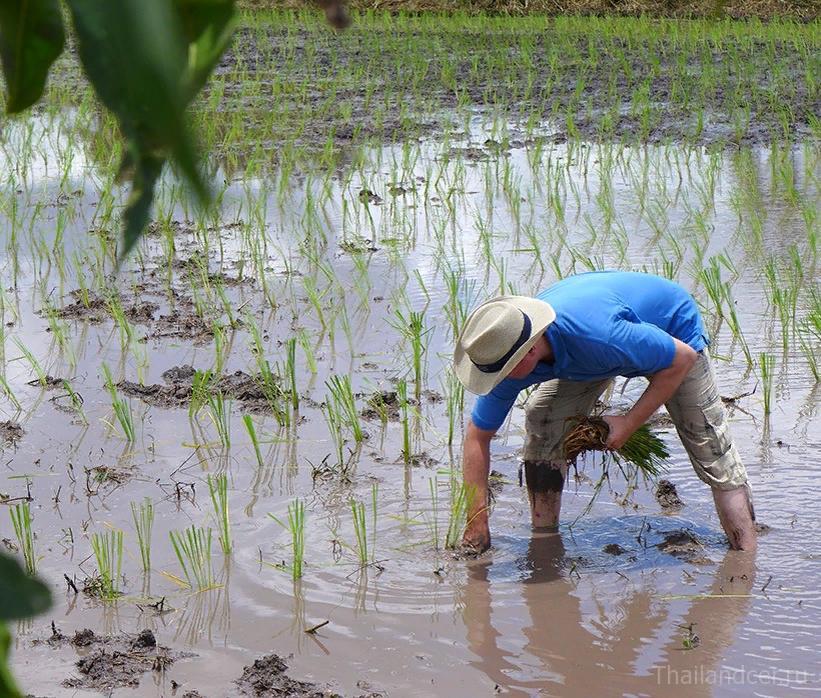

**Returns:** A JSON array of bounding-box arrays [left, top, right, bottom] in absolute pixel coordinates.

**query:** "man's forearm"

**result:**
[[463, 423, 491, 522], [462, 421, 494, 549]]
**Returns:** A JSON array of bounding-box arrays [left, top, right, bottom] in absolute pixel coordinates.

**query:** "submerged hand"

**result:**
[[462, 521, 491, 555], [601, 414, 636, 451]]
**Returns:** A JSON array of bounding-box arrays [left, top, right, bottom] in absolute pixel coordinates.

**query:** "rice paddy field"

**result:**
[[4, 10, 821, 697]]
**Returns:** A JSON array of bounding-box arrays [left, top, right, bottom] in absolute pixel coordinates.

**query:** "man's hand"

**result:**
[[461, 519, 491, 554], [602, 414, 636, 450]]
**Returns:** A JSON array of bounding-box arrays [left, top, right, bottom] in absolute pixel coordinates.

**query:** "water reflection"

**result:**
[[464, 532, 758, 696]]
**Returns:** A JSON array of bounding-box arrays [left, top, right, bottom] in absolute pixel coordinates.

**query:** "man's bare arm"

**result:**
[[462, 420, 496, 552], [604, 338, 698, 449]]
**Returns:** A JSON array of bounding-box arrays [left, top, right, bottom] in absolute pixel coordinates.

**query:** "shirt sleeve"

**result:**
[[470, 380, 523, 432]]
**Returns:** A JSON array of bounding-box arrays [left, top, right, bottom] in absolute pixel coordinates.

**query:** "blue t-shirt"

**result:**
[[471, 271, 707, 432]]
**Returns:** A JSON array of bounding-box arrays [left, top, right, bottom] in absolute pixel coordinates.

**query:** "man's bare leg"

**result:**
[[524, 460, 568, 529], [712, 484, 757, 551]]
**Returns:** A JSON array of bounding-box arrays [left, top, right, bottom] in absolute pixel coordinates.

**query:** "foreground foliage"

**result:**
[[0, 552, 52, 698], [0, 0, 238, 261]]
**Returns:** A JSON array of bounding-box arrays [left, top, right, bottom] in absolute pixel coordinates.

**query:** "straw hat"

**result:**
[[454, 296, 556, 396]]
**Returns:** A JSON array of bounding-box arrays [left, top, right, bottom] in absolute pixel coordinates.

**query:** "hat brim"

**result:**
[[453, 296, 556, 396]]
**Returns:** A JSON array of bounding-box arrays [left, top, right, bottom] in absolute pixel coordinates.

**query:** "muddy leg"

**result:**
[[524, 460, 568, 530], [712, 483, 757, 551]]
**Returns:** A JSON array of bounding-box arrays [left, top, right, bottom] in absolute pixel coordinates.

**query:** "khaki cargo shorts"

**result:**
[[522, 350, 749, 491]]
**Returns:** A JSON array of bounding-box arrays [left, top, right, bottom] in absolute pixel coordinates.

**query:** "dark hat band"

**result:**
[[471, 312, 532, 374]]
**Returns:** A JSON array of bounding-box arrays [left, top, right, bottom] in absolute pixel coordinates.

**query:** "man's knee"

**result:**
[[524, 460, 566, 494]]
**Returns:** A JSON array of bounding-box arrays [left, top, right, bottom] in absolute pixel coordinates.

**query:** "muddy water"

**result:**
[[3, 110, 821, 697]]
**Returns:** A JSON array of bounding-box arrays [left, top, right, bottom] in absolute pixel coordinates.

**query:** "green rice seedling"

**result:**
[[105, 292, 134, 353], [370, 482, 379, 557], [61, 379, 88, 425], [286, 337, 299, 413], [101, 364, 136, 441], [207, 391, 231, 448], [322, 398, 345, 466], [90, 530, 124, 600], [397, 378, 411, 464], [326, 375, 363, 443], [190, 369, 214, 420], [698, 259, 726, 322], [207, 474, 231, 554], [243, 415, 266, 468], [257, 359, 289, 427], [215, 278, 239, 329], [726, 306, 753, 368], [169, 525, 216, 590], [213, 322, 230, 375], [303, 277, 327, 328], [798, 323, 820, 382], [297, 329, 318, 375], [760, 353, 776, 415], [773, 285, 798, 355], [390, 309, 430, 401], [441, 369, 465, 447], [351, 499, 369, 564], [43, 306, 77, 369], [10, 501, 36, 575], [427, 477, 441, 549], [269, 499, 306, 580], [12, 338, 47, 386], [131, 498, 154, 572], [0, 374, 22, 412], [445, 480, 476, 550]]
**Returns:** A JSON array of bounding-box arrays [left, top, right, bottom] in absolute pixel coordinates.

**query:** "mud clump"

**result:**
[[117, 364, 286, 413], [58, 629, 182, 693], [236, 654, 324, 697], [0, 420, 25, 445], [236, 654, 387, 698], [361, 391, 405, 422], [603, 543, 628, 556], [72, 628, 96, 647], [657, 530, 713, 565], [655, 479, 684, 509], [360, 389, 443, 422]]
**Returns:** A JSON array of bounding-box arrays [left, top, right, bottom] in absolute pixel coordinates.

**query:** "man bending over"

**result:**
[[453, 271, 756, 552]]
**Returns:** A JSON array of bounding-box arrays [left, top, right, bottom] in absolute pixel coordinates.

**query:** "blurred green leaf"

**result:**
[[0, 552, 52, 621], [0, 0, 65, 113], [175, 0, 237, 99], [120, 151, 165, 260], [1, 621, 24, 698], [66, 0, 233, 260]]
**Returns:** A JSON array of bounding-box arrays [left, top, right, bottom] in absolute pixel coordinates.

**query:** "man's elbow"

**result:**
[[675, 341, 698, 374], [467, 419, 497, 443]]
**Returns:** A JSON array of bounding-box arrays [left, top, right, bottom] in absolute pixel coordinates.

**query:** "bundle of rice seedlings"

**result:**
[[563, 416, 669, 477], [562, 416, 670, 517]]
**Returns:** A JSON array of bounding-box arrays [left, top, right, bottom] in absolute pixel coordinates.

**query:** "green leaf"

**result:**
[[0, 0, 65, 113], [0, 551, 52, 621], [120, 151, 165, 261], [175, 0, 237, 100], [66, 0, 225, 259], [0, 622, 24, 698]]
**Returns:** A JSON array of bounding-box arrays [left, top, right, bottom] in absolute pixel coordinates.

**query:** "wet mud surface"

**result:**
[[29, 628, 383, 698], [213, 23, 821, 154], [37, 628, 184, 693]]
